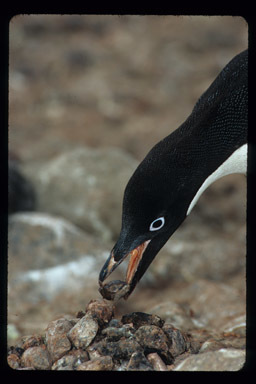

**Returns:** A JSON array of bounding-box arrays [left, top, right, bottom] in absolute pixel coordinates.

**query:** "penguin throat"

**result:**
[[186, 143, 247, 216]]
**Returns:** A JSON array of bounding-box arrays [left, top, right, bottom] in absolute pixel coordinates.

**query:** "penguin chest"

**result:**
[[186, 143, 248, 216]]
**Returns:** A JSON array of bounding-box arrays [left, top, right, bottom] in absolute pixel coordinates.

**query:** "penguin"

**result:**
[[99, 49, 248, 299]]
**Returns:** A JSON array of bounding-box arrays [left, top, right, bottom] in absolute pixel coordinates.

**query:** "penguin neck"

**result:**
[[186, 143, 247, 216]]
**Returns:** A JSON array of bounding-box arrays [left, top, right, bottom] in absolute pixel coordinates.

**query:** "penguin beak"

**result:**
[[99, 240, 151, 299]]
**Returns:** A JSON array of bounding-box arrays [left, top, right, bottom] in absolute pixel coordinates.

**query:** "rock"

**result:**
[[147, 352, 168, 371], [174, 348, 246, 371], [126, 351, 153, 371], [7, 354, 20, 369], [101, 325, 134, 341], [52, 349, 89, 370], [67, 312, 99, 349], [22, 147, 138, 240], [96, 338, 143, 361], [20, 346, 52, 370], [22, 335, 44, 350], [76, 356, 113, 371], [121, 312, 164, 329], [162, 324, 188, 357], [86, 299, 114, 325], [45, 318, 73, 362], [135, 325, 172, 364]]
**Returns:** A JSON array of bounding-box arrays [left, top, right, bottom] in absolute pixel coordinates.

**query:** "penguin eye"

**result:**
[[149, 217, 165, 231]]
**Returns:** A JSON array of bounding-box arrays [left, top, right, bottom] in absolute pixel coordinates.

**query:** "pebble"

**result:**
[[8, 299, 246, 371], [126, 351, 153, 371], [121, 312, 164, 329], [147, 352, 168, 371], [162, 324, 188, 357], [20, 346, 51, 370], [45, 318, 73, 362], [67, 312, 98, 349], [174, 348, 246, 371], [86, 299, 114, 325], [76, 356, 113, 371], [135, 325, 172, 364]]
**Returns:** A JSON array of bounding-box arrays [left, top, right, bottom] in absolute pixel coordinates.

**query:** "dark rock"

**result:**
[[163, 324, 187, 357], [121, 312, 164, 329], [135, 325, 172, 364], [94, 338, 143, 362], [99, 280, 129, 301]]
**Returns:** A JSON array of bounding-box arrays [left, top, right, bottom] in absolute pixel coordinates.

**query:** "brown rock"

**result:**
[[45, 318, 73, 362], [21, 346, 51, 370], [7, 354, 20, 369], [86, 299, 114, 325], [22, 334, 44, 350]]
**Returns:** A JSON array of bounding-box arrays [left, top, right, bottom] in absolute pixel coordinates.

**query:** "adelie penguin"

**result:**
[[99, 49, 248, 301]]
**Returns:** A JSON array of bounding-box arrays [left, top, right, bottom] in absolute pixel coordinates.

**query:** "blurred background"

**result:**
[[8, 15, 247, 344]]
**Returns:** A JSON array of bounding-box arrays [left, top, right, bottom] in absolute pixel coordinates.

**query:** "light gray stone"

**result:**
[[174, 348, 245, 371]]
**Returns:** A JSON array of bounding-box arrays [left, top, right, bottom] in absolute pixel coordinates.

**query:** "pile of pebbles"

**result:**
[[7, 299, 198, 371]]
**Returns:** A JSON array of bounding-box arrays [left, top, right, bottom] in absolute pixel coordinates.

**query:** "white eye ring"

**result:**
[[149, 217, 165, 231]]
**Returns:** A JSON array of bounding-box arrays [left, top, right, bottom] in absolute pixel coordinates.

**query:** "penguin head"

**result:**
[[99, 150, 189, 298]]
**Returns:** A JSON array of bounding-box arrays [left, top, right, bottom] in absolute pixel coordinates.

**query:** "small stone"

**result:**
[[121, 312, 164, 329], [67, 312, 98, 349], [22, 335, 43, 350], [45, 318, 73, 362], [21, 346, 51, 370], [94, 338, 142, 361], [126, 351, 153, 371], [135, 325, 172, 364], [101, 325, 134, 341], [86, 299, 114, 325], [7, 354, 20, 369], [99, 280, 130, 301], [51, 355, 76, 370], [174, 348, 246, 371], [147, 352, 168, 371], [163, 324, 187, 357], [76, 356, 113, 371]]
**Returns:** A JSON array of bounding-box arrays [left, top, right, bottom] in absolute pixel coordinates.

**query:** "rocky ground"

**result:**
[[8, 15, 248, 371]]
